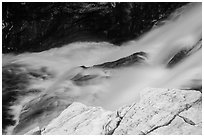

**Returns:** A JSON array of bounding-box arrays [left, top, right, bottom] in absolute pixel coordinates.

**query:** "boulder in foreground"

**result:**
[[26, 88, 202, 135]]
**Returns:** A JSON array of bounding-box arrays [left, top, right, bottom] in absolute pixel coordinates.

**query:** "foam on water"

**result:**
[[2, 3, 202, 134]]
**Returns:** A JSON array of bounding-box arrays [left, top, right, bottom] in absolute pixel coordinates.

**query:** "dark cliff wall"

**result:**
[[2, 2, 187, 53]]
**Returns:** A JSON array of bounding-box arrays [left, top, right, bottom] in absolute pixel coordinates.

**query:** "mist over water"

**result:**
[[2, 3, 202, 134]]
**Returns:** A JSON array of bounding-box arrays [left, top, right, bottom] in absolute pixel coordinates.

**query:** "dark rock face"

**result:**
[[3, 2, 187, 53], [167, 40, 202, 68], [71, 74, 99, 86], [94, 52, 147, 68]]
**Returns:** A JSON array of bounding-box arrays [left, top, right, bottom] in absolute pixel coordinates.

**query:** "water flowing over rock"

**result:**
[[2, 3, 202, 135], [26, 88, 201, 135]]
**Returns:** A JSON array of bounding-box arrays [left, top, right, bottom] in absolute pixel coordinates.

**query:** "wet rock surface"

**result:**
[[93, 52, 147, 68], [2, 3, 201, 135], [168, 39, 202, 68], [27, 88, 202, 135]]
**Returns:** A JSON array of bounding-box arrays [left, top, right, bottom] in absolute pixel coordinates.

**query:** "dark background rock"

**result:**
[[2, 2, 187, 53], [94, 52, 147, 68]]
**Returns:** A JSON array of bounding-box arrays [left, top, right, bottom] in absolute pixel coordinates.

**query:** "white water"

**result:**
[[2, 3, 202, 134]]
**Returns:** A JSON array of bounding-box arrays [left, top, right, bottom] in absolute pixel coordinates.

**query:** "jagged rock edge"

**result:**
[[104, 94, 202, 135], [143, 96, 202, 135], [105, 102, 137, 135]]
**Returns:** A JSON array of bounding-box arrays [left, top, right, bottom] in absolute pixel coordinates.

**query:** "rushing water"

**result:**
[[2, 3, 202, 134]]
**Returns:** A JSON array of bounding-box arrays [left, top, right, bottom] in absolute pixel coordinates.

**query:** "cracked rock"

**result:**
[[41, 102, 120, 135], [148, 116, 201, 135], [26, 88, 201, 135], [113, 88, 201, 135]]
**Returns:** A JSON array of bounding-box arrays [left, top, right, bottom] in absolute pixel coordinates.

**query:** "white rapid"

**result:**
[[2, 3, 202, 134]]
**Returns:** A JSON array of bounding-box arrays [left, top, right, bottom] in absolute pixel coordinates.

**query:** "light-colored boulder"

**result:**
[[30, 88, 201, 135], [113, 88, 201, 135], [41, 102, 120, 135]]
